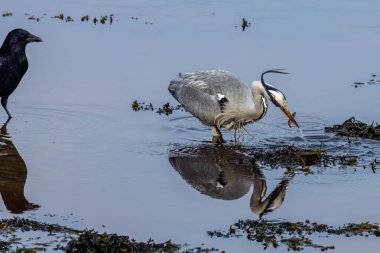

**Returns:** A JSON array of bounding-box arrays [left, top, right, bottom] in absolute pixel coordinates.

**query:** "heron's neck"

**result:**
[[251, 81, 269, 105]]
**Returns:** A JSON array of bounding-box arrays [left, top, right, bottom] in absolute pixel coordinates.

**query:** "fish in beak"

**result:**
[[282, 108, 299, 128]]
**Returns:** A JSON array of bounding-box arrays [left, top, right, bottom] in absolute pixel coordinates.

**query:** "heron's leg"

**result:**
[[1, 97, 12, 119], [212, 126, 224, 144]]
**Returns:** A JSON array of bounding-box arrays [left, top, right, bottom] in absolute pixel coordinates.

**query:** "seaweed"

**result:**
[[325, 117, 380, 140], [241, 145, 358, 171], [207, 219, 380, 251], [66, 230, 181, 253], [0, 218, 219, 253], [353, 74, 380, 88], [241, 17, 251, 31], [131, 100, 182, 115], [2, 12, 13, 17]]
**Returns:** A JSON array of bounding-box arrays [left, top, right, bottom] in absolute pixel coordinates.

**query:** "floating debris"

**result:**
[[353, 73, 380, 88], [208, 219, 380, 251], [48, 13, 115, 25], [131, 100, 182, 115], [325, 117, 380, 140], [2, 12, 12, 17], [100, 15, 107, 24], [65, 16, 74, 22], [26, 14, 41, 22], [241, 17, 251, 31], [52, 13, 65, 20], [81, 15, 89, 22]]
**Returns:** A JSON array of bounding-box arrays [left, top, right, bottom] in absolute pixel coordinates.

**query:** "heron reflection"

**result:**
[[169, 145, 293, 218], [0, 119, 39, 213]]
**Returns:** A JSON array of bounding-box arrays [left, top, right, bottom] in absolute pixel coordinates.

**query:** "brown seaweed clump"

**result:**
[[207, 219, 380, 251], [241, 17, 251, 31], [325, 117, 380, 140], [131, 100, 182, 115], [66, 230, 180, 253], [0, 217, 219, 252], [244, 145, 357, 172], [353, 73, 380, 88], [2, 12, 13, 17]]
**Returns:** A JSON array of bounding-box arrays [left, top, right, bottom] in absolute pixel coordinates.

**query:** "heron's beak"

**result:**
[[27, 33, 43, 43], [281, 108, 299, 128]]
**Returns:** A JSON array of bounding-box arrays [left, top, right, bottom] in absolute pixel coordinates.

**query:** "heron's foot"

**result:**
[[212, 135, 224, 144], [212, 126, 224, 144]]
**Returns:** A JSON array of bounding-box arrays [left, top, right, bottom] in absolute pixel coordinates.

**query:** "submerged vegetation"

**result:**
[[325, 117, 380, 140], [0, 217, 220, 253], [3, 216, 380, 252], [236, 145, 359, 173], [208, 219, 380, 251], [66, 230, 181, 253]]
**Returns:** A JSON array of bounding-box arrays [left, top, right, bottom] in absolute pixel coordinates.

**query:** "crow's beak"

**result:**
[[281, 108, 299, 128], [27, 33, 43, 43]]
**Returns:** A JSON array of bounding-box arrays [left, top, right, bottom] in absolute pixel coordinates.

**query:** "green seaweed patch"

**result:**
[[131, 100, 182, 115], [325, 117, 380, 140], [207, 219, 380, 251]]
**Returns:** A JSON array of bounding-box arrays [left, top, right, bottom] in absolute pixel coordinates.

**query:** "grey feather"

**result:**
[[169, 70, 265, 130]]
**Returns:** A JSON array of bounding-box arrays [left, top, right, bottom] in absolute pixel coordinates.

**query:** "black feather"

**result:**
[[0, 29, 42, 118], [218, 96, 228, 111]]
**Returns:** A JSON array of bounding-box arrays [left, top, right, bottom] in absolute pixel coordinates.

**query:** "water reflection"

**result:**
[[0, 119, 39, 213], [169, 145, 293, 218]]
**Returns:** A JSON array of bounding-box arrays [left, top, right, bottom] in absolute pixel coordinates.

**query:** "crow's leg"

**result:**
[[1, 97, 12, 119]]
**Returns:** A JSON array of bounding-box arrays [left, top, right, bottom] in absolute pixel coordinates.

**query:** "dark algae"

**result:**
[[325, 117, 380, 140], [353, 73, 380, 88], [131, 100, 182, 115], [207, 219, 380, 251], [0, 217, 219, 253], [66, 230, 181, 253]]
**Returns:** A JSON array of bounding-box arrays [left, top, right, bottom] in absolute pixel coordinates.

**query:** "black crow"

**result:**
[[0, 29, 42, 118]]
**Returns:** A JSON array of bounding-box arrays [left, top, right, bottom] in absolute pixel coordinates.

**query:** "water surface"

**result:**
[[1, 0, 380, 252]]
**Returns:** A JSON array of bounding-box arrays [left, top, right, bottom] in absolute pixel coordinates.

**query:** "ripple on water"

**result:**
[[165, 113, 331, 146], [8, 104, 110, 138]]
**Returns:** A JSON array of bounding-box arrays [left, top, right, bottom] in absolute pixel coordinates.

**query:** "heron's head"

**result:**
[[261, 69, 299, 128]]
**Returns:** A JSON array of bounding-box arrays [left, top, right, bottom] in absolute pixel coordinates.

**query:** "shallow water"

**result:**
[[1, 0, 380, 252]]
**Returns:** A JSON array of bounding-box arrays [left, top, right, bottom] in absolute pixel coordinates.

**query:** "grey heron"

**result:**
[[168, 69, 299, 143]]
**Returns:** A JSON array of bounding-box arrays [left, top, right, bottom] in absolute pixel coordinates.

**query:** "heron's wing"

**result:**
[[180, 70, 247, 96], [169, 70, 246, 125]]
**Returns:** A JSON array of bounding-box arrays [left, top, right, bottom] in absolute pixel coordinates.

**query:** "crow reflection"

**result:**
[[0, 119, 39, 213], [169, 145, 293, 218]]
